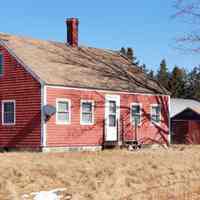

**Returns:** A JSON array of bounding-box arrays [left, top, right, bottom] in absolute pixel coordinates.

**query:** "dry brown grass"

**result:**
[[1, 146, 200, 200]]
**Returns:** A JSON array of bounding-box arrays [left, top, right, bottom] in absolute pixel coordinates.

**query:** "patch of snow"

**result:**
[[23, 188, 66, 200], [22, 194, 29, 200], [32, 191, 59, 200]]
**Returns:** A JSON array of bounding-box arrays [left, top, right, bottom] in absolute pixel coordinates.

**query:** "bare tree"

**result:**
[[173, 0, 200, 53]]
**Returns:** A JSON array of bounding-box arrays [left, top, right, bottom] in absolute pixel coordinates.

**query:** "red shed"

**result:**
[[171, 98, 200, 144], [0, 18, 170, 152]]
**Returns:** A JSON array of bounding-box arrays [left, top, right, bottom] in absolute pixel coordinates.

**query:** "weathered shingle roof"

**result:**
[[0, 33, 168, 94], [171, 98, 200, 117]]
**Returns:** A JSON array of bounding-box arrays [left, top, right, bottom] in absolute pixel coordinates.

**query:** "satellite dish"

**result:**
[[43, 105, 56, 117]]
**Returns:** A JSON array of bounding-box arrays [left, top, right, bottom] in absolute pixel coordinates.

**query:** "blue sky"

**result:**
[[0, 0, 198, 72]]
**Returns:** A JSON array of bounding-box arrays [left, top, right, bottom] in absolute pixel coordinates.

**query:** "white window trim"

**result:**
[[56, 98, 71, 125], [80, 100, 95, 125], [0, 53, 4, 76], [2, 100, 16, 126], [130, 103, 142, 126], [150, 104, 161, 126]]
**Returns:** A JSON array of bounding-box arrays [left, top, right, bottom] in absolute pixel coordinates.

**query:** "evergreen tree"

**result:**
[[120, 47, 126, 56], [140, 64, 146, 72], [186, 66, 200, 101], [120, 47, 140, 66], [127, 47, 133, 61], [131, 49, 140, 66], [139, 64, 149, 74], [169, 66, 186, 98], [148, 70, 154, 79], [157, 59, 169, 90]]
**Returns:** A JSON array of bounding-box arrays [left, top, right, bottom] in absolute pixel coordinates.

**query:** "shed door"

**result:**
[[105, 95, 120, 141]]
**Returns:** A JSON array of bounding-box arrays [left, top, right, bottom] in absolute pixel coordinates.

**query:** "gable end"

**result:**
[[0, 40, 44, 86]]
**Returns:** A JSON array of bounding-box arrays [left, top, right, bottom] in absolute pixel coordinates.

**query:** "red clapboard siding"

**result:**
[[0, 45, 41, 148], [172, 120, 200, 144], [171, 121, 188, 144], [188, 121, 200, 144], [46, 87, 169, 147]]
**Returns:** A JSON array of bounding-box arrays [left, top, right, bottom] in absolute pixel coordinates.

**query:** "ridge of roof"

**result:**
[[0, 32, 117, 54]]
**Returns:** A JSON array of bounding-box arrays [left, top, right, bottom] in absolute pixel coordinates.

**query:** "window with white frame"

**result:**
[[0, 53, 3, 76], [56, 99, 70, 124], [81, 100, 94, 125], [131, 103, 141, 126], [2, 100, 15, 125], [151, 105, 161, 124]]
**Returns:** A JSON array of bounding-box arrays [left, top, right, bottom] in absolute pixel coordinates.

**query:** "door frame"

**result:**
[[104, 94, 120, 142]]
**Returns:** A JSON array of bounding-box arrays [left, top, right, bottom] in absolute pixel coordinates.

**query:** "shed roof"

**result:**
[[0, 33, 168, 94], [170, 98, 200, 118]]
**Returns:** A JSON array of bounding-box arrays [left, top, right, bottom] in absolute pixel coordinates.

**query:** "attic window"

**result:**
[[0, 53, 3, 76]]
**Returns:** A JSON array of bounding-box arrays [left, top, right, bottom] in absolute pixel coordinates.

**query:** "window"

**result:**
[[81, 100, 94, 125], [131, 103, 142, 126], [2, 100, 15, 125], [108, 100, 117, 127], [0, 53, 3, 76], [56, 99, 71, 124], [151, 105, 161, 124]]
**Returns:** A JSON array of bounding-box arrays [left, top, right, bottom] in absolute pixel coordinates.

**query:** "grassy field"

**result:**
[[1, 146, 200, 200]]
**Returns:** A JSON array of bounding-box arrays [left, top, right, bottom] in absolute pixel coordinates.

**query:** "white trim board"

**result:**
[[46, 85, 170, 97], [41, 85, 47, 147]]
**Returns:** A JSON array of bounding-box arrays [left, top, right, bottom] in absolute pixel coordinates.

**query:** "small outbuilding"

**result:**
[[171, 98, 200, 144]]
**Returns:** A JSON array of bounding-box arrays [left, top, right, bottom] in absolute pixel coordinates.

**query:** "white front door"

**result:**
[[105, 95, 120, 141]]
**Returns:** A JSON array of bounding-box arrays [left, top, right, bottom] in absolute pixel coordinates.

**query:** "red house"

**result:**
[[0, 18, 170, 152]]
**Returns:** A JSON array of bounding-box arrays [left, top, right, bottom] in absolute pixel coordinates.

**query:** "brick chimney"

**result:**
[[66, 18, 79, 47]]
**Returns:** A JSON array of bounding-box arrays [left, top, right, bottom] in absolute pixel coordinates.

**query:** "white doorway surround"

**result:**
[[105, 95, 120, 142]]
